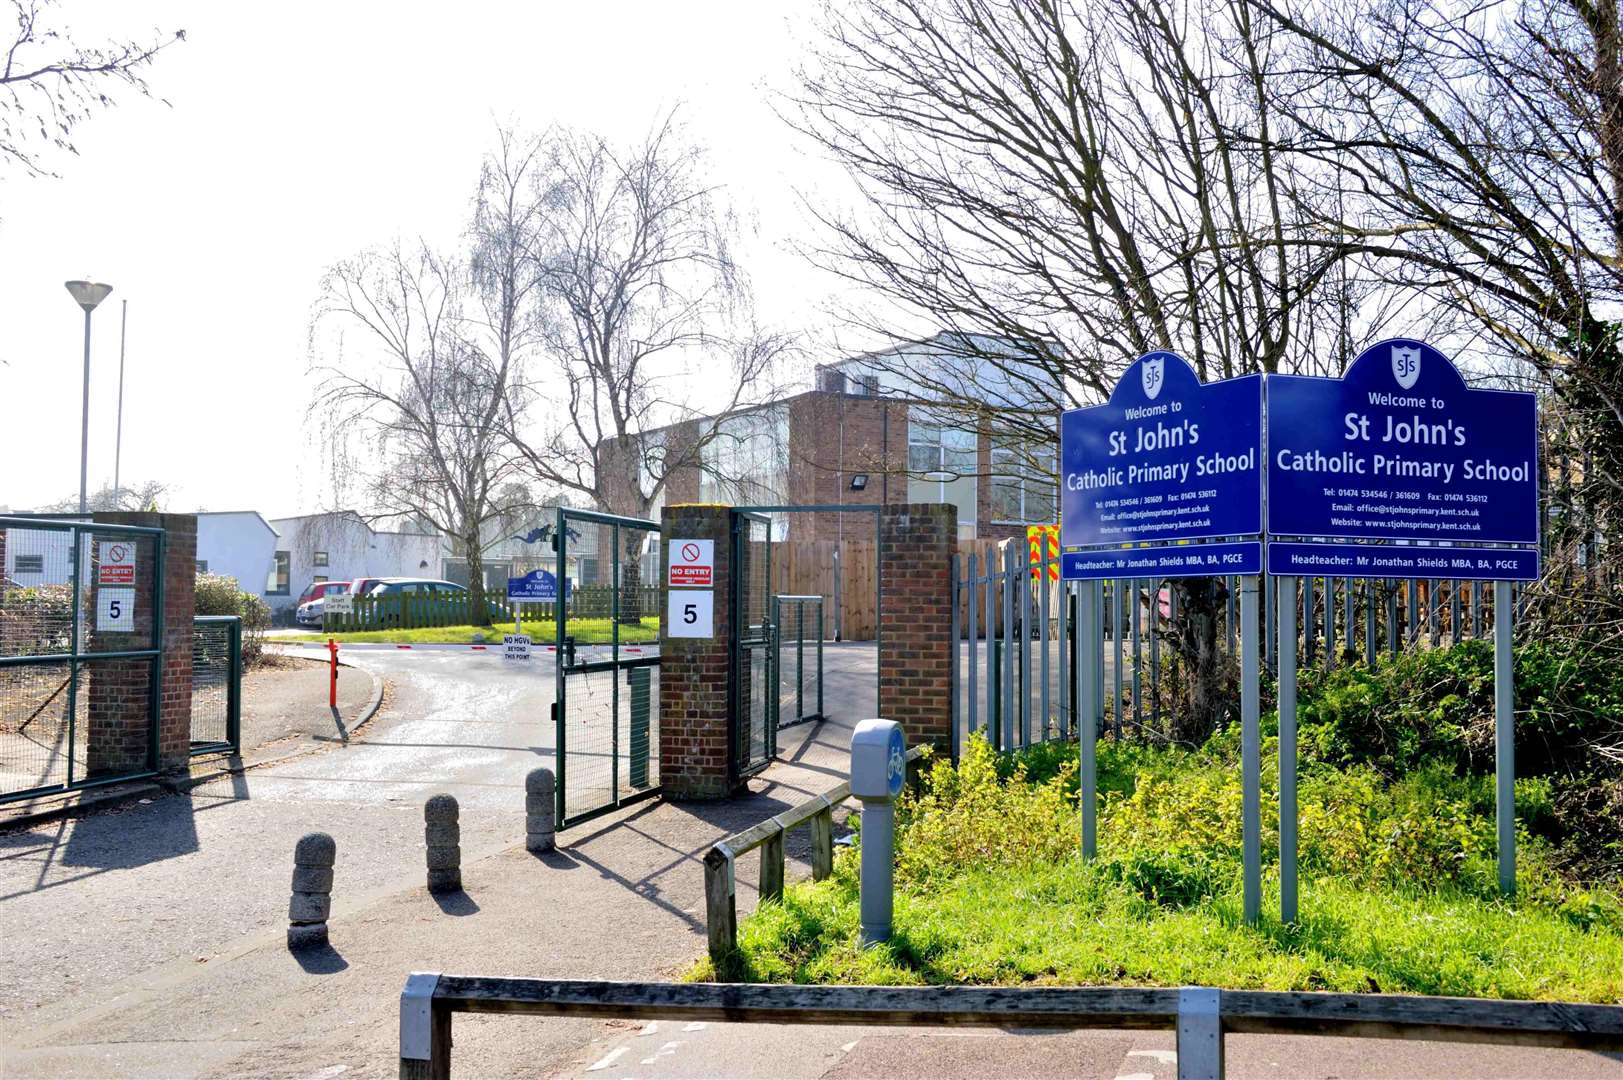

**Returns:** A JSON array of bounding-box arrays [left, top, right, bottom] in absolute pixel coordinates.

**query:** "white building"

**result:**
[[195, 511, 279, 596], [266, 512, 440, 614]]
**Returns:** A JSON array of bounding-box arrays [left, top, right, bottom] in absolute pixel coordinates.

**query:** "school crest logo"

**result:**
[[1391, 345, 1422, 390], [1141, 355, 1166, 400]]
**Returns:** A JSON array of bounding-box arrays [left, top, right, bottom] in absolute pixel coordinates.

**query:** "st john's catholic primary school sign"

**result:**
[[1059, 339, 1540, 581], [1059, 351, 1263, 579], [1266, 339, 1540, 579]]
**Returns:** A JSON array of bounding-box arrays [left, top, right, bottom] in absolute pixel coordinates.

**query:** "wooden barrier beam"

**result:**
[[401, 976, 1623, 1079]]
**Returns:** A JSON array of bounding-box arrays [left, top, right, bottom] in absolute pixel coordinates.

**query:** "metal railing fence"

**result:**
[[398, 975, 1623, 1080], [190, 615, 241, 755], [951, 541, 1528, 759], [773, 595, 824, 729]]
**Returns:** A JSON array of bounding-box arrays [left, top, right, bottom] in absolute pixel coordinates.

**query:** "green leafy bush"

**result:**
[[194, 572, 270, 665]]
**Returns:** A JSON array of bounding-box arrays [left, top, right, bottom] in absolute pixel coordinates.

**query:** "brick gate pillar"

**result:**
[[659, 505, 738, 799], [878, 504, 958, 754], [88, 512, 196, 774]]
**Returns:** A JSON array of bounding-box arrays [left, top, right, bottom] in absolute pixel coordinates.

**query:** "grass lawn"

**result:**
[[692, 732, 1623, 1002], [285, 616, 659, 645]]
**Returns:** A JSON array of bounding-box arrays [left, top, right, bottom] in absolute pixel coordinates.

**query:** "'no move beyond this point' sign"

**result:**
[[667, 539, 714, 587]]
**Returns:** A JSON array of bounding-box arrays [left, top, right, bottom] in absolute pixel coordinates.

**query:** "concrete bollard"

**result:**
[[289, 831, 336, 948], [526, 768, 556, 853], [424, 793, 461, 893]]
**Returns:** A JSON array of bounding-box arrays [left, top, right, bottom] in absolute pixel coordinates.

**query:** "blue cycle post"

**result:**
[[852, 719, 906, 946]]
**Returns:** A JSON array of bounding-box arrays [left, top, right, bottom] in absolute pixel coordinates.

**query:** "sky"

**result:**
[[0, 0, 868, 516]]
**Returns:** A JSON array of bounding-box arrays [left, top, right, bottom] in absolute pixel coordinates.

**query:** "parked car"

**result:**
[[347, 576, 388, 599], [365, 578, 470, 626], [296, 580, 350, 608], [295, 581, 351, 626]]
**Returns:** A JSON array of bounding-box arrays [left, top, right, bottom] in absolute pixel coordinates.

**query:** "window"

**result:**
[[906, 410, 978, 539], [699, 406, 791, 538], [313, 551, 329, 568], [15, 554, 44, 574], [267, 551, 290, 595], [314, 575, 328, 584], [991, 439, 1058, 524], [195, 559, 209, 573]]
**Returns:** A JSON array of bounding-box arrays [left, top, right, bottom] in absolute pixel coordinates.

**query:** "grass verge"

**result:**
[[284, 616, 659, 645], [690, 732, 1623, 1001]]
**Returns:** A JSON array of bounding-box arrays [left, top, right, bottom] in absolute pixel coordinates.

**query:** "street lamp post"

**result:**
[[65, 280, 114, 515]]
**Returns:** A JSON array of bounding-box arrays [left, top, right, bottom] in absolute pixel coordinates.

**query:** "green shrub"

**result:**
[[194, 572, 270, 665]]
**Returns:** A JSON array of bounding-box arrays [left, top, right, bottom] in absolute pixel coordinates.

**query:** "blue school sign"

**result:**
[[1268, 339, 1539, 567], [1059, 352, 1262, 579], [507, 569, 570, 603]]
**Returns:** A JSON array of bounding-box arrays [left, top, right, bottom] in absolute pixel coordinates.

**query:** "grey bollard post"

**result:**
[[526, 768, 556, 853], [424, 793, 461, 893], [851, 718, 905, 947], [288, 831, 335, 948]]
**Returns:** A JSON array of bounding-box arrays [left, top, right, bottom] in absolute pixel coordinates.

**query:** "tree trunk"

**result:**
[[618, 528, 643, 626], [1170, 577, 1232, 744], [464, 532, 487, 626]]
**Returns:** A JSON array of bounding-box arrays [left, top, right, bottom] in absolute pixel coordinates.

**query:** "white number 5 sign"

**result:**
[[97, 587, 135, 632], [666, 589, 714, 638]]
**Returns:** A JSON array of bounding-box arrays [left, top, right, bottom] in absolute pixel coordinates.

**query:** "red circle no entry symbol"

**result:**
[[681, 543, 700, 563], [108, 543, 128, 563]]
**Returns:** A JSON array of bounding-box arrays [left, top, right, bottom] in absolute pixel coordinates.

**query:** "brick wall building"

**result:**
[[603, 334, 1058, 543]]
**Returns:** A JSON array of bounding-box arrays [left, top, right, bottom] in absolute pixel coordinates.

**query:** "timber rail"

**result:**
[[701, 744, 926, 961], [397, 975, 1623, 1080]]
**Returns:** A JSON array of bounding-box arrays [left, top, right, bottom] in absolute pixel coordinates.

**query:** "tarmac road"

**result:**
[[3, 644, 1620, 1078]]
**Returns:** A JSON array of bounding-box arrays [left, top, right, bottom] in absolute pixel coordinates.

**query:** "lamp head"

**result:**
[[64, 280, 113, 312]]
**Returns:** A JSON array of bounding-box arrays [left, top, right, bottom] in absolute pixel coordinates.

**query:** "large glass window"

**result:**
[[991, 439, 1058, 524], [906, 411, 978, 539], [267, 551, 290, 595], [700, 406, 791, 538]]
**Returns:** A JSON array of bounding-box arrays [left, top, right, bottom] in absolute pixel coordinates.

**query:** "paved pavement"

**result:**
[[2, 643, 1619, 1078]]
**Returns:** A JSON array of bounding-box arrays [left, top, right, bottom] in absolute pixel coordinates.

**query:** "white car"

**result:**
[[296, 582, 351, 626]]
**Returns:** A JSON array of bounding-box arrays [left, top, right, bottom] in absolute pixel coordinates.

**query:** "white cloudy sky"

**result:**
[[0, 0, 879, 516]]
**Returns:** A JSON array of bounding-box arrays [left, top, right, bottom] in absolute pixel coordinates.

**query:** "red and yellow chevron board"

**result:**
[[1026, 524, 1060, 580]]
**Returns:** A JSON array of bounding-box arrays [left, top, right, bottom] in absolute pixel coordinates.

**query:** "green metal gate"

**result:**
[[552, 507, 662, 828], [0, 516, 166, 801], [731, 511, 776, 779]]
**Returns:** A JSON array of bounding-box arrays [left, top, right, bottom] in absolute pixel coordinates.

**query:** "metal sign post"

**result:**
[[1060, 352, 1264, 887], [1276, 574, 1298, 923], [1267, 339, 1540, 907], [1495, 579, 1516, 894], [1239, 575, 1261, 924]]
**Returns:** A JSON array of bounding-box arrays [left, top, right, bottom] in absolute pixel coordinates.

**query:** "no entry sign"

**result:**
[[97, 540, 136, 585], [667, 539, 714, 587]]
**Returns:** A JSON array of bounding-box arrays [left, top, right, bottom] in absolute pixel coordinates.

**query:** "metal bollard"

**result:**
[[526, 767, 556, 853], [850, 719, 905, 946], [288, 831, 335, 948], [424, 793, 461, 893]]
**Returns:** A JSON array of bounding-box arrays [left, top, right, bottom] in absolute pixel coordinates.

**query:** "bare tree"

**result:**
[[795, 0, 1363, 737], [1253, 0, 1623, 545], [313, 242, 525, 620], [1, 0, 183, 179], [39, 480, 165, 513], [501, 112, 790, 614]]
